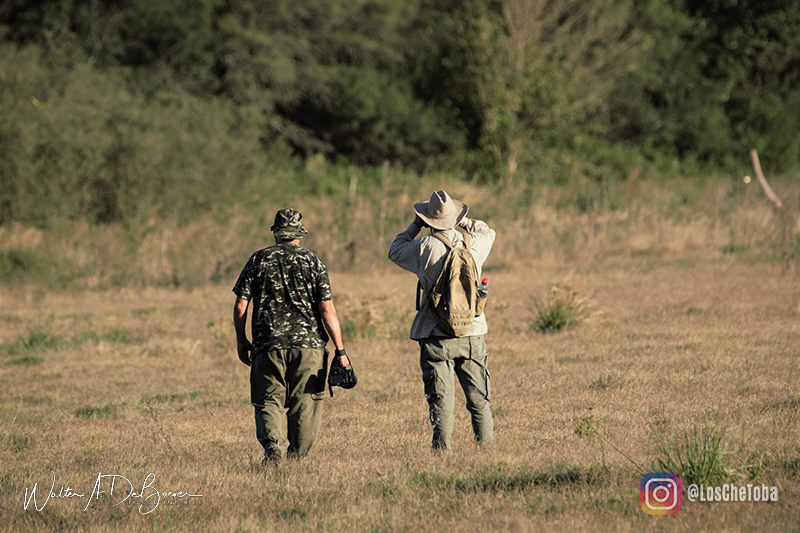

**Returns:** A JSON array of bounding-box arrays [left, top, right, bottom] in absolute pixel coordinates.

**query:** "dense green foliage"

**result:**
[[617, 0, 800, 170], [1, 0, 798, 224]]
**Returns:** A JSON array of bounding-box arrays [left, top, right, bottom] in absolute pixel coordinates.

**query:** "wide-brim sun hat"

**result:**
[[414, 190, 469, 230]]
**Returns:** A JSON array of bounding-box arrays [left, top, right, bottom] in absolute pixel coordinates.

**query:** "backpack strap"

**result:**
[[432, 230, 470, 250], [432, 232, 454, 250]]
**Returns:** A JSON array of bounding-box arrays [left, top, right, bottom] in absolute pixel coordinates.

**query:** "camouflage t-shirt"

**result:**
[[233, 243, 332, 353]]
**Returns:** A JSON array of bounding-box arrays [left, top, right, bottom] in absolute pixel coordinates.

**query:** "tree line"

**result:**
[[1, 0, 798, 224]]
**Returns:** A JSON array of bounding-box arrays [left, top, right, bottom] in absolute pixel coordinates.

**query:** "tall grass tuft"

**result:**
[[0, 249, 48, 284], [1, 325, 66, 357], [74, 403, 123, 419], [653, 422, 737, 485], [532, 284, 590, 334], [20, 328, 61, 350]]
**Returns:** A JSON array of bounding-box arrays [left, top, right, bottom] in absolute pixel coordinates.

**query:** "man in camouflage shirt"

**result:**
[[233, 208, 350, 462]]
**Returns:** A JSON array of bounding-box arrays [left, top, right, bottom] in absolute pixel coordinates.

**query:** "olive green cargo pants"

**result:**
[[251, 348, 326, 460], [419, 335, 493, 450]]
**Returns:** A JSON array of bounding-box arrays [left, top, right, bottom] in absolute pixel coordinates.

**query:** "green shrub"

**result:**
[[532, 284, 589, 334], [20, 328, 61, 350], [0, 44, 269, 227], [1, 325, 66, 358], [9, 355, 43, 366], [653, 422, 737, 486], [74, 403, 122, 419], [0, 249, 45, 284], [2, 433, 32, 452]]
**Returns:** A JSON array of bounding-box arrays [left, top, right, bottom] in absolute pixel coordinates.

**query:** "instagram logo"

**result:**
[[640, 473, 683, 514]]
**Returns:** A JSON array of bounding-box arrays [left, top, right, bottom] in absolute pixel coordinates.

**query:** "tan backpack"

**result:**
[[416, 232, 486, 337]]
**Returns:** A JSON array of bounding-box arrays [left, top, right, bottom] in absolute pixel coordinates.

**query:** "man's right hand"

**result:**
[[237, 340, 252, 366], [414, 214, 428, 228]]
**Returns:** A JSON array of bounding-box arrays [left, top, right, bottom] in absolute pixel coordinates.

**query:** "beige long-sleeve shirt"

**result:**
[[388, 217, 496, 340]]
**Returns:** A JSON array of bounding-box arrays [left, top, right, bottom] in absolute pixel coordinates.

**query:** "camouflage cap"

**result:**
[[270, 208, 309, 240]]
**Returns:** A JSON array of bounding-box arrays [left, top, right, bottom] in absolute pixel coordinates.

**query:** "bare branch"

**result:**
[[750, 149, 783, 210]]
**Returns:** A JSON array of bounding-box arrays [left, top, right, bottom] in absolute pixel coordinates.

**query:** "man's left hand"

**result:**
[[237, 340, 252, 366]]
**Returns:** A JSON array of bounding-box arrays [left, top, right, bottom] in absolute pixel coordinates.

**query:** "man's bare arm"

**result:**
[[233, 296, 251, 366], [319, 299, 350, 366]]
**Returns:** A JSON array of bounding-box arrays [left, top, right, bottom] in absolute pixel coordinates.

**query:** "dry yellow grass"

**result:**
[[2, 250, 799, 531], [2, 174, 797, 288]]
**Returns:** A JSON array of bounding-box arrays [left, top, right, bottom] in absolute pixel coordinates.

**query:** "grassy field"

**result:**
[[1, 175, 799, 531], [1, 246, 799, 531]]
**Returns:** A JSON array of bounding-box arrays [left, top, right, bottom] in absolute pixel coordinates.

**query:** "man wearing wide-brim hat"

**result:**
[[233, 208, 352, 462], [389, 190, 496, 451]]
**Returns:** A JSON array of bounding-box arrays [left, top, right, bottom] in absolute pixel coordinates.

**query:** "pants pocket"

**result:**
[[422, 362, 442, 405], [420, 338, 450, 362]]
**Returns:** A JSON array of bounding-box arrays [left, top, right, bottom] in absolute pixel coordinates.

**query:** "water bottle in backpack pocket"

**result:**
[[476, 277, 488, 316]]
